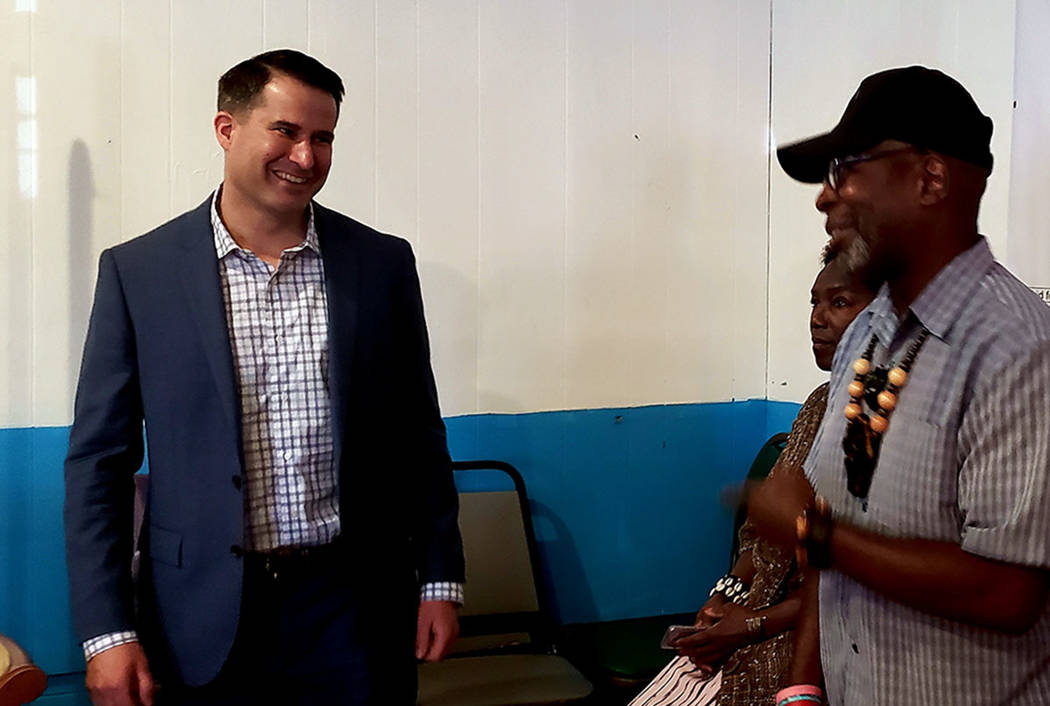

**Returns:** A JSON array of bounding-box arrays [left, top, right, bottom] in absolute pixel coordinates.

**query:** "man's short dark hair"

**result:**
[[217, 49, 345, 117]]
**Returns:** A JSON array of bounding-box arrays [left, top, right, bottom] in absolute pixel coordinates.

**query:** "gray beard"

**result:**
[[841, 234, 873, 275]]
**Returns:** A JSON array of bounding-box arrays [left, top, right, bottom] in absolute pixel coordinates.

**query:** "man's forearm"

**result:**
[[829, 521, 1049, 633]]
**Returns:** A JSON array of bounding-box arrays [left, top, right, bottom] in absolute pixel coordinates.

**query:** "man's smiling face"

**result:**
[[219, 71, 338, 219], [815, 140, 924, 284]]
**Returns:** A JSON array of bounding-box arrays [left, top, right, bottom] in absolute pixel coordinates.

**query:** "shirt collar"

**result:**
[[210, 187, 321, 259], [909, 237, 993, 340], [860, 237, 994, 345]]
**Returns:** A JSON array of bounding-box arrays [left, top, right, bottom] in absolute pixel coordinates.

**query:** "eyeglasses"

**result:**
[[826, 147, 920, 191]]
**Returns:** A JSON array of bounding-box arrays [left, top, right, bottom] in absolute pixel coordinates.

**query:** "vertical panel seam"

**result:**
[[373, 0, 379, 224], [630, 0, 637, 387], [416, 0, 421, 247], [119, 0, 125, 240], [764, 0, 773, 403], [168, 0, 174, 219], [664, 0, 671, 375], [562, 0, 569, 409], [28, 0, 36, 424], [475, 0, 482, 413]]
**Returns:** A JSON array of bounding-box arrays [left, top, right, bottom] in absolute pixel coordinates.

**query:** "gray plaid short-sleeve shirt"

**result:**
[[805, 238, 1050, 705]]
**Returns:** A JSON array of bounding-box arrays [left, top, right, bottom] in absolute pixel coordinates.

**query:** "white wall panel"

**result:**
[[564, 0, 635, 409], [418, 0, 480, 415], [663, 0, 770, 404], [170, 1, 261, 215], [308, 0, 377, 224], [729, 1, 776, 403], [1, 0, 1025, 427], [121, 0, 171, 238], [264, 0, 309, 50], [477, 0, 569, 412], [625, 0, 674, 405], [375, 1, 420, 244], [767, 1, 1016, 402], [1, 9, 33, 427], [31, 0, 122, 426], [1008, 0, 1050, 289]]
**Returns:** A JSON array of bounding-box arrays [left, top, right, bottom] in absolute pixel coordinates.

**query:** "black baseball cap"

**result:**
[[777, 66, 993, 183]]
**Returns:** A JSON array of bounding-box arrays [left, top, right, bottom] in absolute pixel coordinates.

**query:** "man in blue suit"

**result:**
[[64, 50, 464, 705]]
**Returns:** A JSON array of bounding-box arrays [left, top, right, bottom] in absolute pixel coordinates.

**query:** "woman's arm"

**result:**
[[674, 588, 802, 666]]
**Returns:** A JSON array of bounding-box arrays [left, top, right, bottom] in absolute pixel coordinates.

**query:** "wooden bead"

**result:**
[[870, 414, 889, 434], [796, 513, 809, 542], [888, 367, 908, 387], [848, 380, 865, 398], [877, 390, 897, 411], [845, 403, 862, 420], [853, 358, 871, 376]]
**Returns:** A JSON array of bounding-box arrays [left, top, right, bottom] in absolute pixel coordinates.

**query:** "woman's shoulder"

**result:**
[[800, 382, 829, 415]]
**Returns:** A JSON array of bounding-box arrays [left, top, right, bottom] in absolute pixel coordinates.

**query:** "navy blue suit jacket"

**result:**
[[64, 197, 464, 685]]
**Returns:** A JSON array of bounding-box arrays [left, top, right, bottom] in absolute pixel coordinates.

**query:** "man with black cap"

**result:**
[[750, 66, 1050, 704]]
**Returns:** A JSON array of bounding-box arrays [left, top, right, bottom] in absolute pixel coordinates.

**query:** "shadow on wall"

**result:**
[[415, 258, 480, 417], [530, 499, 597, 625], [69, 139, 94, 378]]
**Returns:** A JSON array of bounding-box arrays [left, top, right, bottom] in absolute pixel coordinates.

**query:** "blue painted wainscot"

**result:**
[[0, 398, 800, 704]]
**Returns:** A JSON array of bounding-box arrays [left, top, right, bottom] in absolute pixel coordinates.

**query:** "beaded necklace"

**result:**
[[841, 326, 930, 501]]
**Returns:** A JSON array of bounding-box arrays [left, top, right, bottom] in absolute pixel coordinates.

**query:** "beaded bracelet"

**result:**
[[745, 614, 767, 640], [804, 496, 833, 570], [709, 573, 750, 605], [775, 684, 824, 706]]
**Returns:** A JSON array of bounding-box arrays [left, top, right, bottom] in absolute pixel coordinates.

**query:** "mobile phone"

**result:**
[[660, 624, 701, 649]]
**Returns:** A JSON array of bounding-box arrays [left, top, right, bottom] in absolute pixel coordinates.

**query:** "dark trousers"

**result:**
[[156, 551, 418, 706]]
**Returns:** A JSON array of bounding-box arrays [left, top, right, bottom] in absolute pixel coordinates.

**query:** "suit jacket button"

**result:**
[[230, 544, 243, 558], [232, 475, 242, 489]]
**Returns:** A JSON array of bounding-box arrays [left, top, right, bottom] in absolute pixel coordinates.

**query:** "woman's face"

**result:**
[[810, 260, 875, 371]]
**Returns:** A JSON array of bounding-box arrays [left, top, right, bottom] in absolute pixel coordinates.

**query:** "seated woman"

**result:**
[[630, 243, 877, 706]]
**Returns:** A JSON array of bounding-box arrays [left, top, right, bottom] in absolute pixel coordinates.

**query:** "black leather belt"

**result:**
[[244, 537, 343, 580]]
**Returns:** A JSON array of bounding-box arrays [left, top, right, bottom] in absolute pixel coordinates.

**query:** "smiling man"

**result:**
[[750, 67, 1050, 705], [65, 50, 463, 706]]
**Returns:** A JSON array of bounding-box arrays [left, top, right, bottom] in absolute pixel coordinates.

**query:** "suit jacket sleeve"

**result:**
[[64, 248, 144, 643], [396, 242, 465, 586]]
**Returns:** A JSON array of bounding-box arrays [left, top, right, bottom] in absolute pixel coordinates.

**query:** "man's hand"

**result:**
[[694, 593, 728, 629], [747, 464, 815, 548], [416, 600, 460, 662], [674, 603, 755, 668], [85, 642, 155, 706]]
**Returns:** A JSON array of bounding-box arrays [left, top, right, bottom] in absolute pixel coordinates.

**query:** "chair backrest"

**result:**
[[458, 491, 540, 618], [451, 461, 553, 655], [132, 474, 150, 580], [728, 432, 790, 568]]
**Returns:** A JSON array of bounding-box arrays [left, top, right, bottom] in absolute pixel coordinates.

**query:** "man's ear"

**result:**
[[214, 111, 235, 150], [918, 154, 949, 206]]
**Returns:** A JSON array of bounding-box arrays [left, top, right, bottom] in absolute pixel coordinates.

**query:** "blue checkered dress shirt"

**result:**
[[805, 238, 1050, 705]]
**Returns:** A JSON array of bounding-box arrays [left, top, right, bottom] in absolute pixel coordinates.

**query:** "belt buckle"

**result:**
[[263, 554, 280, 580]]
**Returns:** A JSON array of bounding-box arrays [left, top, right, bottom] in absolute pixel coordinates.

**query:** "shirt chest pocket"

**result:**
[[865, 411, 962, 539]]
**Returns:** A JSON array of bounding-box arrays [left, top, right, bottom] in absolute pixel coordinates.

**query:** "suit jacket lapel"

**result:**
[[178, 198, 240, 431], [315, 204, 359, 472]]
